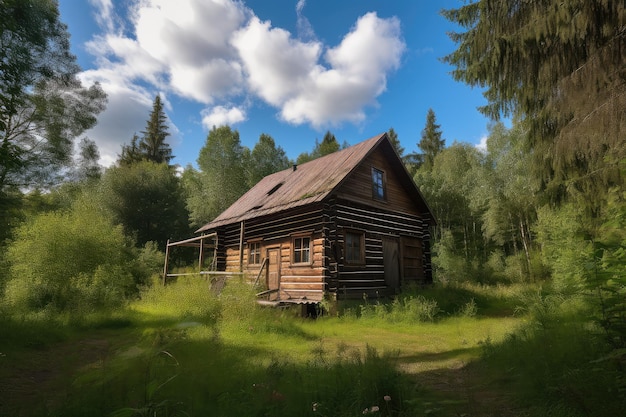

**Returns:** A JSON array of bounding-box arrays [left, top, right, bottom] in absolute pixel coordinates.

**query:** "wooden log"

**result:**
[[163, 239, 170, 285]]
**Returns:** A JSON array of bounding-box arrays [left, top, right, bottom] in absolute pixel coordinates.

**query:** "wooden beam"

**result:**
[[239, 220, 245, 272], [163, 239, 170, 285], [253, 257, 269, 287], [198, 236, 204, 272], [167, 233, 217, 247]]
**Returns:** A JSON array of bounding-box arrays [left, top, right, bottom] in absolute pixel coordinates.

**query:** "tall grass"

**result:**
[[50, 277, 426, 416], [478, 290, 626, 416], [7, 277, 622, 416]]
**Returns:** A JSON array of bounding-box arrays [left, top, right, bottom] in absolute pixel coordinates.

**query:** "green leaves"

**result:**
[[99, 161, 190, 249], [4, 195, 135, 313], [185, 126, 249, 227], [0, 0, 106, 191], [442, 0, 625, 203]]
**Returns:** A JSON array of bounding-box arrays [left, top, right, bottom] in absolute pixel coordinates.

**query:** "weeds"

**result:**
[[3, 279, 624, 416]]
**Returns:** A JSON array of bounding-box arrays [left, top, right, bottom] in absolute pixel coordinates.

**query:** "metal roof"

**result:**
[[196, 133, 435, 233]]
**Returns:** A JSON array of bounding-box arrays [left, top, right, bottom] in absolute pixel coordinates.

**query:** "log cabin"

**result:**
[[163, 133, 435, 307]]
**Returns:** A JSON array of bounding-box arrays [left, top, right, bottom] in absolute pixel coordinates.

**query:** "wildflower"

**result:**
[[384, 395, 391, 402], [312, 402, 319, 412], [370, 405, 380, 412], [363, 408, 370, 414]]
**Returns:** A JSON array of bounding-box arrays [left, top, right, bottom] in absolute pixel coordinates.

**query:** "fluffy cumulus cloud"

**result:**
[[201, 106, 246, 129], [80, 0, 405, 164], [280, 12, 405, 126]]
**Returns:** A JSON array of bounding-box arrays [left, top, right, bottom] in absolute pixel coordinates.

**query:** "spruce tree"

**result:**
[[387, 127, 404, 157], [418, 109, 445, 171], [139, 95, 173, 164], [118, 134, 142, 166], [442, 0, 625, 203]]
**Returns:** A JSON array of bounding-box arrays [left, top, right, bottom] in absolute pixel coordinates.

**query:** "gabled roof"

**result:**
[[196, 133, 434, 233]]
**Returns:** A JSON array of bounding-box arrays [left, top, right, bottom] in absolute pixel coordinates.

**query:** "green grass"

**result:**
[[1, 278, 623, 416]]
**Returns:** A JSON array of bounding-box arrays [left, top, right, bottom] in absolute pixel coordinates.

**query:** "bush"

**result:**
[[4, 197, 139, 314]]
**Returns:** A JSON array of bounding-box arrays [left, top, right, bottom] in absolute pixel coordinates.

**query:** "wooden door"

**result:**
[[266, 248, 280, 301], [400, 236, 424, 283], [383, 237, 400, 291]]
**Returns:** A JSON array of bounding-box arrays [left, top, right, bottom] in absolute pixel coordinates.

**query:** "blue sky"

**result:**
[[57, 0, 490, 167]]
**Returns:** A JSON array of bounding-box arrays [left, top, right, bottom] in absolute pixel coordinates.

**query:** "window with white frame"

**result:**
[[292, 236, 311, 264], [248, 242, 261, 265]]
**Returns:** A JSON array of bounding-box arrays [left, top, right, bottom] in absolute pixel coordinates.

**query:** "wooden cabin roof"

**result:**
[[196, 133, 434, 233]]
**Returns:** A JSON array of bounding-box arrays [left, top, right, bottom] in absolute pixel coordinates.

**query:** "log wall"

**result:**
[[209, 146, 434, 302], [326, 199, 432, 299], [218, 205, 327, 302]]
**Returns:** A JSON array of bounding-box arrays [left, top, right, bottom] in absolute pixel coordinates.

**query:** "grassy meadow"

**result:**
[[0, 277, 623, 417]]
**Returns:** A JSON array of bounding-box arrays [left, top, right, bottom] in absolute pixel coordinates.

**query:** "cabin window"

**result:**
[[345, 231, 365, 264], [371, 167, 386, 200], [248, 242, 261, 265], [292, 236, 311, 264]]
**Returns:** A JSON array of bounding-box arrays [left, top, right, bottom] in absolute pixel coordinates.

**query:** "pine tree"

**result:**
[[118, 134, 142, 166], [296, 131, 343, 164], [442, 0, 625, 203], [139, 95, 173, 164], [387, 127, 404, 157], [418, 109, 445, 171]]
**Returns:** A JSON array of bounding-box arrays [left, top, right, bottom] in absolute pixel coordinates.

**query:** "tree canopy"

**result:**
[[99, 161, 190, 249], [296, 131, 344, 164], [247, 134, 290, 187], [185, 126, 249, 227], [119, 96, 173, 166], [139, 95, 173, 164], [0, 0, 107, 192], [418, 108, 445, 171], [442, 0, 625, 200]]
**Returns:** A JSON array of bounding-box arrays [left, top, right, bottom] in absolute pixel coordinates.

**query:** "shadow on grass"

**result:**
[[54, 334, 423, 417], [397, 346, 482, 364]]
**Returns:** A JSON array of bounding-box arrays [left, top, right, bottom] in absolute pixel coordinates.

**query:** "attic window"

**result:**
[[371, 167, 387, 200], [267, 182, 284, 196]]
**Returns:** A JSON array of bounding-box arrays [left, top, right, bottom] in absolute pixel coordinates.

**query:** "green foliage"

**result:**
[[247, 133, 290, 187], [535, 203, 594, 294], [3, 196, 138, 314], [185, 126, 249, 226], [136, 275, 221, 324], [295, 131, 344, 164], [442, 0, 625, 203], [360, 295, 440, 323], [480, 297, 624, 416], [99, 161, 190, 249], [592, 186, 626, 348], [0, 0, 106, 192], [417, 108, 445, 171], [72, 137, 102, 182], [139, 95, 173, 164]]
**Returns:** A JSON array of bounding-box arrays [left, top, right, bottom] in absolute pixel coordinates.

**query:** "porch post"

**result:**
[[239, 220, 245, 272], [163, 239, 170, 285]]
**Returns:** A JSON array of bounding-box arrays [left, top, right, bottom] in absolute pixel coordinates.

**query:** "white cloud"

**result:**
[[201, 106, 246, 129], [475, 135, 488, 152], [79, 0, 405, 163], [233, 12, 404, 127], [296, 0, 316, 41], [280, 12, 405, 126], [89, 0, 116, 33], [232, 17, 322, 106]]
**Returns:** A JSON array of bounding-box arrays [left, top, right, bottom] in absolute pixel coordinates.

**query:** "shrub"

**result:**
[[4, 197, 138, 314]]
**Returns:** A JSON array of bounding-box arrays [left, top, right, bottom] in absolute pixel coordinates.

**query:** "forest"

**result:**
[[1, 0, 625, 416]]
